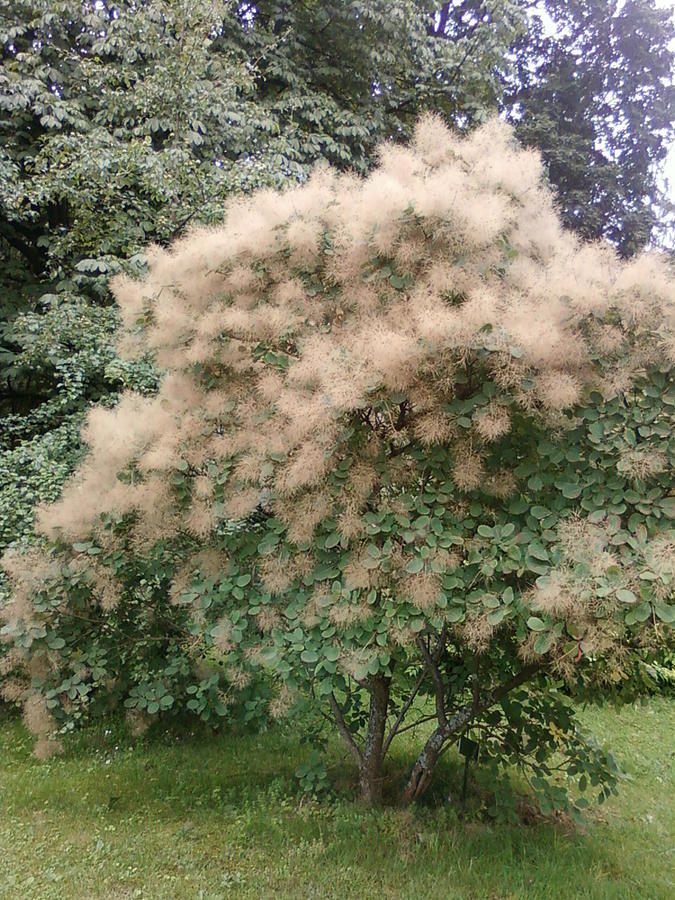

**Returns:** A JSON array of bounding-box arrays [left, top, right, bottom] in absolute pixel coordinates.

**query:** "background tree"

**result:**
[[234, 0, 522, 171], [503, 0, 675, 256], [0, 0, 523, 553], [3, 118, 673, 808], [0, 0, 275, 551]]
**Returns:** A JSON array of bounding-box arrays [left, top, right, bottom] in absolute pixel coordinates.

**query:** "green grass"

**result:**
[[1, 698, 674, 899]]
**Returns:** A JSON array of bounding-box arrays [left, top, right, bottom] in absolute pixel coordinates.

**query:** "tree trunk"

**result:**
[[359, 760, 382, 805], [358, 675, 391, 805], [403, 664, 540, 804], [403, 725, 448, 803]]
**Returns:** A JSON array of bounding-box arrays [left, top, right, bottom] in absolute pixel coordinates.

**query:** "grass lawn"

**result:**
[[1, 696, 674, 899]]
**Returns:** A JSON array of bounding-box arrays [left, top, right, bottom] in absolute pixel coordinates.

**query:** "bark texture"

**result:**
[[404, 664, 539, 804], [330, 675, 391, 805]]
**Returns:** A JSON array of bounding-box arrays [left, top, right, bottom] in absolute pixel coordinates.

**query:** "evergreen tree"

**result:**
[[504, 0, 675, 256]]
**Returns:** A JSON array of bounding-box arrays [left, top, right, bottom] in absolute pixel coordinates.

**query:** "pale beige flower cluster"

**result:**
[[30, 115, 673, 560]]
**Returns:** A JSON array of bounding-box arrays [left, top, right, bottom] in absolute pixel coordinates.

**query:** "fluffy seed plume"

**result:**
[[21, 114, 671, 553]]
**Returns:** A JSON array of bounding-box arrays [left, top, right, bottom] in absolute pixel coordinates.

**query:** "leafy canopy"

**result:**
[[2, 115, 674, 806]]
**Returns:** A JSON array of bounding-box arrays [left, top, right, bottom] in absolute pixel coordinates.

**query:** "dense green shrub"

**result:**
[[3, 119, 673, 812]]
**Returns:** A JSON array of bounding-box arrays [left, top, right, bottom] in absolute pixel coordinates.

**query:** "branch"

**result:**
[[395, 400, 409, 430], [329, 693, 363, 766], [387, 440, 412, 460], [417, 633, 447, 726], [165, 210, 197, 243], [383, 668, 426, 756], [481, 662, 540, 713], [385, 713, 438, 741], [444, 661, 541, 741], [0, 219, 45, 274]]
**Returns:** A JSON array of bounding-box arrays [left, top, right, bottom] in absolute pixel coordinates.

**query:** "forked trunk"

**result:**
[[403, 664, 540, 804], [403, 725, 448, 803]]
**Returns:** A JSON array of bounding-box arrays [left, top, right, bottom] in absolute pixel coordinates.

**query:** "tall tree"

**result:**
[[0, 1, 279, 293], [503, 0, 675, 256], [233, 0, 522, 171]]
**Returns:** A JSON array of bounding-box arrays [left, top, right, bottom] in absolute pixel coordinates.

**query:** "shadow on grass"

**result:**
[[1, 700, 674, 898]]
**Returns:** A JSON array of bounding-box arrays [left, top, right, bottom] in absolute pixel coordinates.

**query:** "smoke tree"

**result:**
[[2, 117, 674, 808]]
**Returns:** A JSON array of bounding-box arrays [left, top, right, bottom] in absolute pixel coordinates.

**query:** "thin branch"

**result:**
[[383, 668, 426, 755], [387, 440, 412, 460], [416, 630, 447, 726], [450, 661, 541, 743], [385, 713, 438, 741], [446, 662, 541, 741], [329, 693, 363, 766], [481, 662, 540, 712]]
